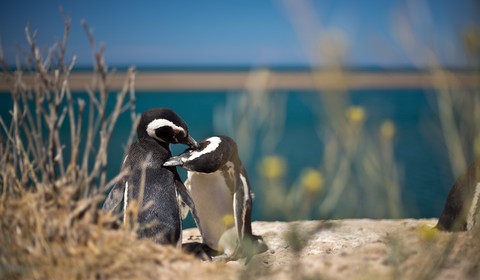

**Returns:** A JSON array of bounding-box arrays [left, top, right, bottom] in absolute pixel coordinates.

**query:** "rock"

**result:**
[[183, 219, 480, 279]]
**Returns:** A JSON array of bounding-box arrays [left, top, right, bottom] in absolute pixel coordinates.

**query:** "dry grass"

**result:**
[[0, 184, 233, 280], [0, 14, 232, 280]]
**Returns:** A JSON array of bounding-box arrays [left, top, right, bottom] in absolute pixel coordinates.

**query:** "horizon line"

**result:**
[[0, 69, 479, 92]]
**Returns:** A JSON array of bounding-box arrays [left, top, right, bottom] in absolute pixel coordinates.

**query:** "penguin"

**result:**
[[164, 135, 267, 260], [437, 158, 480, 231], [102, 107, 202, 247]]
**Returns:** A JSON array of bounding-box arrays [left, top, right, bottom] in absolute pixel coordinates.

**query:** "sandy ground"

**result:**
[[183, 219, 479, 280]]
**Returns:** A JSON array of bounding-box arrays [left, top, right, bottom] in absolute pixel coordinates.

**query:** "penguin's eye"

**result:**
[[152, 126, 174, 142], [173, 129, 186, 138]]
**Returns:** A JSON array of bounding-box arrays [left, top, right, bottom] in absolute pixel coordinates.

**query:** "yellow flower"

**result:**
[[222, 214, 235, 227], [463, 28, 480, 55], [300, 168, 324, 193], [258, 156, 287, 179], [380, 119, 395, 140], [345, 106, 366, 124], [418, 225, 438, 241]]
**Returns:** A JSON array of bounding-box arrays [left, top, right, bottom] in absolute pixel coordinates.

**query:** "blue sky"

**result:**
[[0, 0, 478, 68]]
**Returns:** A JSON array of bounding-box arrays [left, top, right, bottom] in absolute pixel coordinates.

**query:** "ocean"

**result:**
[[0, 86, 464, 227]]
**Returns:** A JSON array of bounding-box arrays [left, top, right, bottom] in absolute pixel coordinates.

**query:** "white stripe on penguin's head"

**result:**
[[146, 118, 186, 142], [189, 136, 222, 160]]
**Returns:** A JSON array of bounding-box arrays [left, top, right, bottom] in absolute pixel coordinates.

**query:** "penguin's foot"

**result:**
[[238, 235, 269, 264], [182, 242, 212, 261], [251, 235, 269, 254], [211, 254, 233, 262]]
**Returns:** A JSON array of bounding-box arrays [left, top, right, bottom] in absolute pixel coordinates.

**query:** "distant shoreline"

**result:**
[[1, 70, 478, 91]]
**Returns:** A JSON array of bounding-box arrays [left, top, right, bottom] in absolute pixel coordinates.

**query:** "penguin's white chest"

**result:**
[[188, 170, 235, 251]]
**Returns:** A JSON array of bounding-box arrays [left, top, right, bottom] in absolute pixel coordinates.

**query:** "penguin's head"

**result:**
[[137, 108, 198, 148], [164, 136, 236, 173]]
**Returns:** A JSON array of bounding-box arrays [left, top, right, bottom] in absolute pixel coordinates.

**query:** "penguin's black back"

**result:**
[[124, 137, 181, 244], [437, 158, 480, 231], [183, 135, 254, 237]]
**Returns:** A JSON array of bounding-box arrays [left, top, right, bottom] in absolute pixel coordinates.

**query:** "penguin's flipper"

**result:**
[[177, 179, 192, 220], [174, 174, 205, 236], [164, 155, 186, 167], [233, 168, 254, 241], [103, 179, 126, 211], [232, 165, 266, 262]]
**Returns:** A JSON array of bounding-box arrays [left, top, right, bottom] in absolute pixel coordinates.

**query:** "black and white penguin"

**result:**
[[164, 135, 267, 260], [437, 158, 480, 231], [102, 107, 201, 247]]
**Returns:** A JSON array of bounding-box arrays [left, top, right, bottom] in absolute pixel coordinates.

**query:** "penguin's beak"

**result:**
[[185, 135, 199, 149], [163, 156, 185, 167]]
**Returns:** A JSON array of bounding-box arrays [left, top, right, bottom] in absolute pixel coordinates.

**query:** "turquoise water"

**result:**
[[0, 88, 460, 226]]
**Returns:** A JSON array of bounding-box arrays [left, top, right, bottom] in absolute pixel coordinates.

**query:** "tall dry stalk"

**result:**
[[0, 15, 137, 201], [0, 13, 190, 280]]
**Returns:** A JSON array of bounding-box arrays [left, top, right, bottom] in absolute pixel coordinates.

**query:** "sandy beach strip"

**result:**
[[0, 70, 478, 92]]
